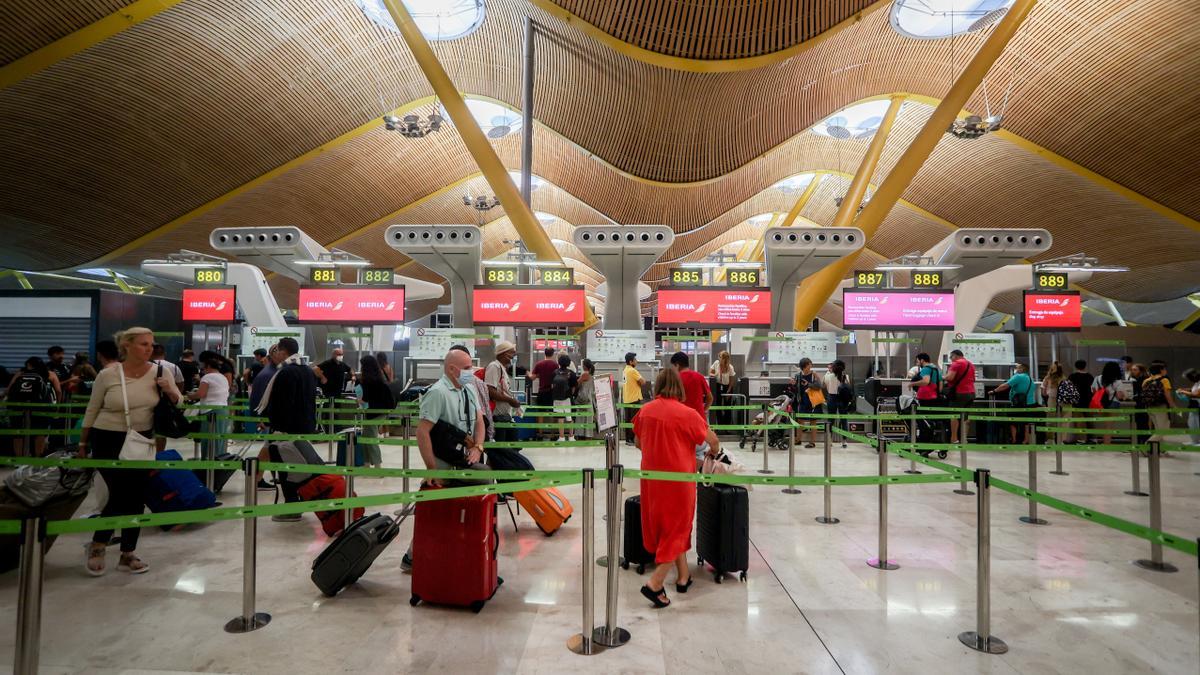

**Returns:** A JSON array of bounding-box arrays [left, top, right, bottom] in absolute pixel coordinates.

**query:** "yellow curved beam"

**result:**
[[1, 0, 183, 90], [527, 0, 890, 74]]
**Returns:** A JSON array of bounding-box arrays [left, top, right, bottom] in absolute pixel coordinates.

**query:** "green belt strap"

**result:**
[[831, 427, 879, 447], [889, 441, 1146, 453], [0, 456, 240, 471], [484, 440, 605, 448], [1035, 426, 1189, 437], [0, 428, 80, 437], [709, 423, 796, 431], [188, 432, 342, 442], [624, 468, 963, 487], [708, 405, 770, 411], [975, 416, 1123, 424], [989, 477, 1197, 557], [0, 402, 91, 409], [354, 437, 419, 446], [256, 463, 582, 480], [224, 416, 270, 423], [891, 448, 966, 476], [493, 422, 594, 429]]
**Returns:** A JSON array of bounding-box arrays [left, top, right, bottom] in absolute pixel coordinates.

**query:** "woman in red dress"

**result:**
[[634, 368, 720, 608]]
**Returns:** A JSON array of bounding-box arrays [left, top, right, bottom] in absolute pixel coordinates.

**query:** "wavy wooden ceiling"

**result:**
[[1, 0, 1199, 314], [543, 0, 879, 60]]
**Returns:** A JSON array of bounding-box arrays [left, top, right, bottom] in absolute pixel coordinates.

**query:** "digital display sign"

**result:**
[[309, 267, 339, 285], [670, 268, 703, 286], [297, 287, 406, 324], [1022, 291, 1081, 332], [472, 286, 587, 326], [910, 271, 942, 289], [1034, 271, 1068, 291], [360, 268, 394, 286], [842, 289, 955, 330], [538, 267, 574, 287], [484, 267, 518, 285], [855, 270, 886, 289], [182, 287, 236, 324], [726, 269, 760, 287], [192, 268, 226, 285], [656, 288, 772, 328]]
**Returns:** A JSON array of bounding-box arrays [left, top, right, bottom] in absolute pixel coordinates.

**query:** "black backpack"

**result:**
[[551, 368, 572, 401], [1056, 379, 1080, 406], [1140, 377, 1167, 408], [6, 372, 51, 404]]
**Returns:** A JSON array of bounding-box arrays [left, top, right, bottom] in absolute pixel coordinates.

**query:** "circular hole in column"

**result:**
[[218, 235, 228, 243], [450, 232, 459, 240], [582, 233, 592, 241], [962, 236, 972, 245], [832, 234, 841, 242], [435, 232, 444, 240], [640, 233, 649, 241], [655, 233, 665, 241], [625, 233, 635, 242], [271, 234, 280, 242], [802, 234, 813, 242], [285, 233, 294, 242], [597, 233, 606, 241], [1019, 236, 1028, 244], [976, 236, 985, 244], [231, 235, 240, 242], [1034, 237, 1043, 246], [817, 234, 827, 242]]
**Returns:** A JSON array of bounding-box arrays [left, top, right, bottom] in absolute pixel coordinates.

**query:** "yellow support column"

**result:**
[[778, 174, 824, 230], [14, 272, 33, 290], [790, 95, 903, 327], [792, 0, 1040, 330], [380, 0, 597, 328]]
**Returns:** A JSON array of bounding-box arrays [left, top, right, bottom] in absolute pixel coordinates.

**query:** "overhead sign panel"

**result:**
[[842, 289, 955, 330], [298, 287, 405, 324], [1022, 291, 1082, 332], [472, 286, 587, 326], [182, 287, 236, 323], [656, 288, 772, 328]]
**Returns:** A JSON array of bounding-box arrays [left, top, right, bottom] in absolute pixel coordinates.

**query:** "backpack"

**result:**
[[1140, 377, 1167, 407], [1088, 386, 1108, 409], [1056, 379, 1080, 406], [551, 368, 572, 401], [6, 372, 52, 404]]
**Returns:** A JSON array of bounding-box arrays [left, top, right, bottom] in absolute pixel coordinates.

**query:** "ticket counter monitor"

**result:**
[[141, 258, 287, 328], [763, 226, 865, 331], [572, 225, 674, 330], [384, 224, 483, 328]]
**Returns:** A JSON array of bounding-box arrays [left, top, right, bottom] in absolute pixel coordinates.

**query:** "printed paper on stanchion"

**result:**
[[594, 375, 617, 432]]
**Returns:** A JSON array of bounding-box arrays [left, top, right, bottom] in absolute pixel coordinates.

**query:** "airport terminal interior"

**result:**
[[1, 0, 1199, 673]]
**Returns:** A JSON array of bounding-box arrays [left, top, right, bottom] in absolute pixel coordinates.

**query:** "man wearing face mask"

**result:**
[[313, 347, 354, 398]]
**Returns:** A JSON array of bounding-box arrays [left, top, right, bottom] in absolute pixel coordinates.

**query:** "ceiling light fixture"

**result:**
[[384, 112, 444, 138], [1034, 253, 1129, 274], [464, 194, 501, 211], [875, 252, 963, 272], [291, 249, 371, 267]]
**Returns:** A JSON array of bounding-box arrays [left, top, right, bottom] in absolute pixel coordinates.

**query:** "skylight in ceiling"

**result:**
[[771, 173, 816, 194], [535, 211, 558, 224], [812, 100, 894, 139], [438, 98, 522, 139], [355, 0, 485, 40], [890, 0, 1015, 39], [508, 170, 546, 191], [746, 213, 775, 226]]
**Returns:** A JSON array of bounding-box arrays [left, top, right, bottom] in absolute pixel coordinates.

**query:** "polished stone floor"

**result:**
[[0, 436, 1197, 674]]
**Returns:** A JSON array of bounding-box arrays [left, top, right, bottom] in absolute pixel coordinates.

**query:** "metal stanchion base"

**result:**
[[224, 613, 271, 633], [757, 470, 775, 475], [903, 469, 923, 475], [567, 633, 605, 655], [1049, 471, 1069, 476], [1018, 516, 1049, 525], [958, 631, 1008, 654], [1133, 559, 1179, 573], [595, 555, 626, 568], [781, 487, 802, 494], [815, 516, 840, 524], [867, 558, 899, 570], [1123, 490, 1149, 497], [592, 626, 631, 648], [953, 488, 976, 496]]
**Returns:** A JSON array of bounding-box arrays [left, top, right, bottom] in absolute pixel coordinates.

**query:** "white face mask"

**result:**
[[334, 355, 343, 363]]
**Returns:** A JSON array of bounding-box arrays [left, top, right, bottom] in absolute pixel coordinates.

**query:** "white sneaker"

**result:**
[[557, 437, 566, 442]]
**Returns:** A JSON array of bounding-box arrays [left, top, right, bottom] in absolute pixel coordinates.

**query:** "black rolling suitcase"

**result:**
[[696, 483, 749, 583], [311, 513, 400, 596], [620, 495, 655, 574], [194, 452, 240, 494]]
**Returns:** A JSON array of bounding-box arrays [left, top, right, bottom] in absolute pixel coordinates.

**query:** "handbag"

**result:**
[[805, 375, 827, 408], [429, 419, 472, 468], [152, 363, 190, 438], [118, 367, 156, 461], [4, 449, 93, 508]]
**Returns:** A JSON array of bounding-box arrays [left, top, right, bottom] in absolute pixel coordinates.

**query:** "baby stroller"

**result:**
[[897, 396, 948, 459], [739, 394, 793, 452]]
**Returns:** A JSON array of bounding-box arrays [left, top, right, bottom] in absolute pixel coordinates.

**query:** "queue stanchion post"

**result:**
[[1124, 441, 1148, 497], [593, 463, 630, 648], [596, 429, 623, 568], [954, 412, 974, 495], [904, 404, 921, 474], [567, 468, 604, 655], [1134, 442, 1178, 573], [815, 425, 838, 523], [1017, 444, 1046, 523], [344, 427, 356, 532], [1050, 406, 1068, 475], [204, 411, 216, 492], [14, 516, 45, 675], [867, 438, 899, 570], [757, 403, 773, 475], [958, 468, 1008, 654], [225, 458, 271, 633], [782, 420, 801, 495]]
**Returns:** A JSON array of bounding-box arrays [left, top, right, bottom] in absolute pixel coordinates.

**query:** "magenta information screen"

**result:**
[[842, 289, 955, 330]]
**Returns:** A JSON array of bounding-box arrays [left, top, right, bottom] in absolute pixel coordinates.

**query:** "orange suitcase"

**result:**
[[514, 487, 573, 536]]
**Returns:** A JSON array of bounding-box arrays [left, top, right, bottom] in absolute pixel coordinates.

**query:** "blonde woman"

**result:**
[[708, 351, 737, 426], [79, 327, 181, 576]]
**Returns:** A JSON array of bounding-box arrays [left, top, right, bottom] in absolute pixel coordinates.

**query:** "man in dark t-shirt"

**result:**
[[314, 347, 354, 398], [1067, 360, 1094, 409], [529, 347, 559, 408]]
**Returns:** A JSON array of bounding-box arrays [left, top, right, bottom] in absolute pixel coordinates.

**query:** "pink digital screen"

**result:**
[[297, 287, 405, 324], [472, 286, 587, 326], [842, 289, 955, 330], [656, 288, 772, 327]]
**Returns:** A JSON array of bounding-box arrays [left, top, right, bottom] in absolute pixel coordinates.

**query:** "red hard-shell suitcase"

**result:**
[[410, 492, 502, 612]]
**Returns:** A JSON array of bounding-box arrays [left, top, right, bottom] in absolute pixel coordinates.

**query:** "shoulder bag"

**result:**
[[118, 367, 157, 461], [152, 363, 191, 438]]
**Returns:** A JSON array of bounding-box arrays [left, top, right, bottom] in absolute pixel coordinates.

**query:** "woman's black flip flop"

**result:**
[[640, 584, 670, 608]]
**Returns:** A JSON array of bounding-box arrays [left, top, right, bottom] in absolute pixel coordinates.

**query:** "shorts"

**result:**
[[553, 399, 573, 421], [536, 391, 553, 407], [953, 392, 974, 407]]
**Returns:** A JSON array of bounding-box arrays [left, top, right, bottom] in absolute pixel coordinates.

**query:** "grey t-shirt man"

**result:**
[[485, 360, 514, 416]]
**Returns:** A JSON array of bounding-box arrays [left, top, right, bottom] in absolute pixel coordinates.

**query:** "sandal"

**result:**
[[804, 443, 816, 449], [676, 575, 694, 593], [85, 543, 106, 576], [117, 553, 149, 574], [640, 584, 670, 608]]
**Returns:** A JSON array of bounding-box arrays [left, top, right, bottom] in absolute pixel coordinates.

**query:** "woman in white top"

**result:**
[[708, 351, 737, 426], [823, 360, 851, 448], [79, 327, 180, 576], [186, 358, 231, 459]]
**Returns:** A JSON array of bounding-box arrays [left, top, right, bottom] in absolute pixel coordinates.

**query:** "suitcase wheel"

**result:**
[[738, 439, 745, 448], [740, 571, 747, 582], [636, 564, 645, 575], [938, 451, 948, 459], [409, 594, 421, 607], [470, 600, 486, 613], [620, 559, 629, 570], [714, 572, 723, 584]]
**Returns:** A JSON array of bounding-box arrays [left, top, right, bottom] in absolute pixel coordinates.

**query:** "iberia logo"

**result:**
[[216, 301, 227, 311], [334, 301, 344, 311]]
